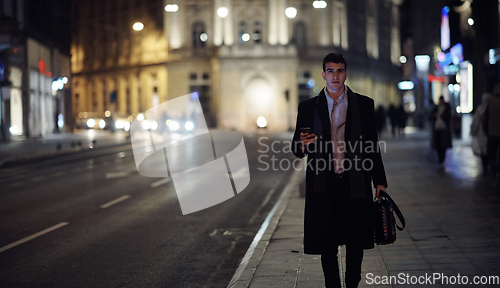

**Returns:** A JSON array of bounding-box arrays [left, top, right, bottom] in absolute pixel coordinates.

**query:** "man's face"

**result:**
[[322, 62, 348, 93]]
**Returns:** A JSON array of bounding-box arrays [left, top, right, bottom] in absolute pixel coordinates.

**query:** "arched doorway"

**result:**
[[243, 77, 274, 130]]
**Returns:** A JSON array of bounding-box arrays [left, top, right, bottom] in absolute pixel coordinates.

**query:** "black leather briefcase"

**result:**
[[373, 191, 405, 245]]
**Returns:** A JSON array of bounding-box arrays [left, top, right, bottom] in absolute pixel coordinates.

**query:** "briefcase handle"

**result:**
[[378, 191, 406, 231]]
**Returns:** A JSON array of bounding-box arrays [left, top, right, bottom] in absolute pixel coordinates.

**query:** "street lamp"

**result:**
[[200, 33, 208, 42], [285, 7, 297, 19], [312, 0, 327, 9], [133, 22, 144, 31], [217, 7, 228, 18], [241, 33, 250, 42], [165, 4, 179, 12]]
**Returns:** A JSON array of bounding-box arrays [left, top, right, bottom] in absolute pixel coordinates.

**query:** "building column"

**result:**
[[87, 80, 94, 113], [73, 76, 86, 128], [158, 68, 168, 103], [268, 0, 278, 45], [332, 0, 348, 50], [139, 71, 151, 111], [318, 4, 329, 46], [117, 76, 127, 115], [164, 0, 184, 49], [278, 0, 288, 45], [129, 75, 139, 114], [223, 0, 234, 45], [95, 79, 104, 114], [390, 2, 401, 65], [214, 0, 223, 46]]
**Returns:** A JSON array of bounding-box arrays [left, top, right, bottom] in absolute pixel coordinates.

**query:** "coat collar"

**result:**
[[317, 86, 356, 141]]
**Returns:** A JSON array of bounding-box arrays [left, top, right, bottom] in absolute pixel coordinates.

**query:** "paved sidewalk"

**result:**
[[231, 129, 500, 288], [0, 129, 130, 166]]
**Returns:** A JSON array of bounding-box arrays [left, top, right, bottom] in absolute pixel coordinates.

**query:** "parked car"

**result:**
[[75, 112, 112, 130]]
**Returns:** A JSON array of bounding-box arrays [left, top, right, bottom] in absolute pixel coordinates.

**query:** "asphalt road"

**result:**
[[0, 132, 298, 288]]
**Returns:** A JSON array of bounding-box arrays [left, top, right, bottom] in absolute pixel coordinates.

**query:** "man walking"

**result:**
[[291, 53, 388, 288], [483, 81, 500, 190]]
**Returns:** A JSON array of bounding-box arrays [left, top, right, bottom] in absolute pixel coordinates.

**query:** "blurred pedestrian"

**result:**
[[109, 114, 116, 133], [396, 104, 408, 138], [429, 96, 452, 168], [482, 81, 500, 190], [387, 104, 397, 138], [292, 53, 388, 288], [375, 105, 386, 135], [470, 92, 491, 175]]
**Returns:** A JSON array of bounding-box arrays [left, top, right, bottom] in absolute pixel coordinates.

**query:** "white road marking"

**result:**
[[0, 222, 69, 253], [105, 171, 131, 179], [100, 195, 131, 209], [150, 178, 171, 188]]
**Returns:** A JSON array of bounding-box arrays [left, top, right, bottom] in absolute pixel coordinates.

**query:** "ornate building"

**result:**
[[71, 0, 402, 132]]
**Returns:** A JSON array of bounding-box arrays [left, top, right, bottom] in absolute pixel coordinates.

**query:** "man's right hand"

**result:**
[[300, 132, 317, 146]]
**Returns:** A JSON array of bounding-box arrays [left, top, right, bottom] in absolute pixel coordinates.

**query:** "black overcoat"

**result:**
[[428, 103, 453, 149], [291, 87, 388, 254]]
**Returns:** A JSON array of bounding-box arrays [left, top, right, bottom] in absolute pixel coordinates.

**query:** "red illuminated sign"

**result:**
[[38, 58, 53, 77], [428, 75, 446, 82]]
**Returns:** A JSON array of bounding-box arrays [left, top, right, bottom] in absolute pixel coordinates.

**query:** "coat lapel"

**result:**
[[316, 88, 332, 142], [345, 86, 355, 148], [345, 88, 352, 146], [345, 86, 366, 199]]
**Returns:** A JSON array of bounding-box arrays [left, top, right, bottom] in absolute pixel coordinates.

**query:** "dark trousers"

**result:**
[[481, 155, 489, 174], [321, 172, 364, 288], [487, 136, 500, 177], [435, 130, 447, 164], [321, 244, 364, 288]]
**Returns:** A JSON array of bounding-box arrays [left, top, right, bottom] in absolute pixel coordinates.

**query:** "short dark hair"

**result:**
[[323, 53, 347, 71]]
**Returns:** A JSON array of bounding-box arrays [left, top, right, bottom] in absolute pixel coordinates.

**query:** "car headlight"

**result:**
[[170, 121, 180, 131], [116, 120, 124, 129], [87, 119, 96, 128], [142, 120, 151, 130], [99, 119, 106, 129], [151, 121, 158, 131], [185, 121, 194, 131]]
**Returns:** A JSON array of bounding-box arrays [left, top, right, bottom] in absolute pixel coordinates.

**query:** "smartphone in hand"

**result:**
[[300, 127, 314, 134]]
